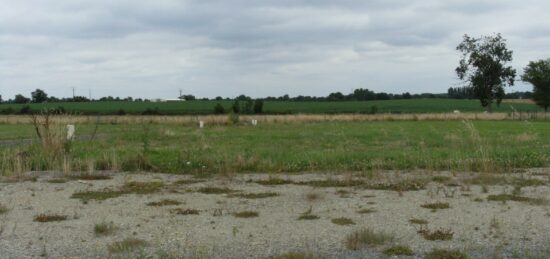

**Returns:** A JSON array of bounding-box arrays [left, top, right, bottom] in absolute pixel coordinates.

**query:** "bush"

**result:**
[[214, 103, 225, 114], [228, 112, 239, 124], [19, 105, 31, 114], [254, 100, 264, 114]]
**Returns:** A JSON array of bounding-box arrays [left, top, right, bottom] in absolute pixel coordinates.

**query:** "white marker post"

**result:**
[[251, 119, 258, 126], [199, 121, 204, 128], [67, 125, 75, 140]]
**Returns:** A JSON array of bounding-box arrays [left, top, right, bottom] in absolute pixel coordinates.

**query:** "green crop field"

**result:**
[[0, 98, 542, 115], [2, 120, 549, 175]]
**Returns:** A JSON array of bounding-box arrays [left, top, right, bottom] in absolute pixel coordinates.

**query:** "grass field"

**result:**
[[0, 98, 543, 115], [1, 119, 549, 175]]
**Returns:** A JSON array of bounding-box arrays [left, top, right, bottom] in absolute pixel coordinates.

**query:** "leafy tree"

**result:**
[[14, 94, 30, 104], [31, 89, 48, 103], [180, 95, 195, 101], [522, 59, 550, 111], [232, 100, 240, 113], [456, 34, 516, 111], [214, 103, 225, 114], [253, 100, 264, 114], [243, 100, 254, 114]]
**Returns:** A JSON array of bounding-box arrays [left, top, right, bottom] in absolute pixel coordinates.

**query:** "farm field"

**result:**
[[0, 98, 543, 115]]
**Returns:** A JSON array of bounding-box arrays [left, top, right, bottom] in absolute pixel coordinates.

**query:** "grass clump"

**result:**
[[345, 228, 393, 250], [297, 179, 366, 188], [275, 252, 314, 259], [384, 245, 415, 256], [234, 211, 259, 218], [331, 217, 355, 226], [229, 192, 279, 199], [122, 181, 164, 194], [171, 208, 200, 215], [108, 238, 148, 254], [409, 218, 429, 225], [0, 204, 8, 214], [94, 221, 117, 236], [421, 202, 450, 210], [146, 199, 182, 206], [34, 213, 68, 222], [298, 207, 319, 220], [426, 249, 470, 259], [487, 194, 547, 205], [357, 208, 376, 214], [419, 228, 454, 241], [71, 189, 124, 202], [197, 187, 238, 194]]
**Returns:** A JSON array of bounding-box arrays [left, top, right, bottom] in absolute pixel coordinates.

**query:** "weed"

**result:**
[[418, 228, 454, 241], [487, 194, 548, 206], [331, 217, 355, 226], [108, 238, 148, 254], [233, 211, 259, 218], [426, 249, 471, 259], [34, 213, 68, 222], [421, 202, 450, 210], [94, 221, 117, 236], [229, 192, 279, 199], [146, 199, 182, 207], [345, 228, 394, 250], [432, 176, 452, 183], [197, 187, 238, 194], [409, 218, 429, 225], [383, 245, 415, 256], [171, 208, 200, 215], [357, 208, 376, 214]]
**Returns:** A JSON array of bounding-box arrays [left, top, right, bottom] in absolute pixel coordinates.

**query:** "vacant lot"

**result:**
[[1, 119, 550, 175], [0, 171, 549, 258]]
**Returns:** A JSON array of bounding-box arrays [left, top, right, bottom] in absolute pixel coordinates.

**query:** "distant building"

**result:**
[[152, 98, 185, 102]]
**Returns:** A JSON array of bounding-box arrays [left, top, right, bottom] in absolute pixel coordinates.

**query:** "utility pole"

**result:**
[[89, 88, 92, 100], [179, 89, 182, 98], [72, 87, 75, 98]]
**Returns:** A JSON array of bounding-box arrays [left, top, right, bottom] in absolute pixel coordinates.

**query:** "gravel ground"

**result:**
[[0, 170, 549, 259]]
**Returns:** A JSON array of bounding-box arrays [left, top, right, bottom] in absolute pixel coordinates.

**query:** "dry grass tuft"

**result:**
[[418, 227, 454, 241], [0, 204, 8, 214], [255, 176, 294, 186], [68, 173, 112, 181], [421, 202, 450, 210], [46, 178, 68, 183], [357, 208, 376, 214], [94, 221, 117, 236], [229, 192, 279, 199], [197, 187, 238, 194], [173, 179, 205, 185], [34, 213, 68, 222], [345, 228, 393, 250], [409, 218, 429, 225], [146, 199, 182, 207], [121, 181, 164, 194], [234, 211, 259, 218], [331, 217, 355, 226], [426, 249, 471, 259], [108, 238, 148, 254], [487, 194, 547, 206], [383, 245, 415, 256], [171, 208, 200, 215], [71, 189, 124, 202]]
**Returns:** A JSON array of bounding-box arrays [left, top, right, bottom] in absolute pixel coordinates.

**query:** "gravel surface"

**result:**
[[0, 171, 549, 258]]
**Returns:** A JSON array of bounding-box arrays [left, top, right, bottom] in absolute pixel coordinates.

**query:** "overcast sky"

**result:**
[[1, 0, 550, 99]]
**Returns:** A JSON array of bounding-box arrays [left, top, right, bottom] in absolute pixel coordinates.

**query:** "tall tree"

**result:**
[[31, 89, 48, 103], [456, 34, 516, 111], [522, 59, 550, 111], [14, 94, 30, 104]]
